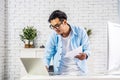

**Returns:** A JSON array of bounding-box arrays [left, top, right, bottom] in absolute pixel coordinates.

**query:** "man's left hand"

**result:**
[[75, 53, 87, 60]]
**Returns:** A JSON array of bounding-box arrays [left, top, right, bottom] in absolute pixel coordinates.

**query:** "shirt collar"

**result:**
[[68, 24, 78, 36]]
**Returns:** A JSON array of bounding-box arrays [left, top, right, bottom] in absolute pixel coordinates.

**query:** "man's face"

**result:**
[[50, 18, 65, 35]]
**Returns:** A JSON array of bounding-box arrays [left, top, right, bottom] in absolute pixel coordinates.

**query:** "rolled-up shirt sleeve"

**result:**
[[81, 28, 91, 59], [43, 32, 56, 68]]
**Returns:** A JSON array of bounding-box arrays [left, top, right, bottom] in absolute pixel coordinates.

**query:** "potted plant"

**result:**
[[20, 26, 37, 48], [84, 27, 92, 37]]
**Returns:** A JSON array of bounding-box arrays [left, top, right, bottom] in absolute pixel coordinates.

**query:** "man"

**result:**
[[44, 10, 91, 76]]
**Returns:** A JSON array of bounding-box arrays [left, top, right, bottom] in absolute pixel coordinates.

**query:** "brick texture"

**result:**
[[0, 0, 5, 80]]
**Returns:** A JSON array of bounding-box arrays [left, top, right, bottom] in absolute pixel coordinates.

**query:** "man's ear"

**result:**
[[63, 20, 67, 24]]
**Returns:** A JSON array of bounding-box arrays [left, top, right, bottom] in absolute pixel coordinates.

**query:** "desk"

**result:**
[[21, 75, 120, 80]]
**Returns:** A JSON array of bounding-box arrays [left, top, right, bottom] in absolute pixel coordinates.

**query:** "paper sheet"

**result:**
[[65, 46, 82, 58]]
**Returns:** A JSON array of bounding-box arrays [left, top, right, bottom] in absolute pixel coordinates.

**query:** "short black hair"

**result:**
[[48, 10, 67, 23]]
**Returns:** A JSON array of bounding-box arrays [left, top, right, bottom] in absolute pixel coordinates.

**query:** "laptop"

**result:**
[[20, 58, 49, 76]]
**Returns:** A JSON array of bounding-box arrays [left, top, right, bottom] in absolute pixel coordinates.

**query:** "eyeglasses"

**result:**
[[49, 22, 63, 29]]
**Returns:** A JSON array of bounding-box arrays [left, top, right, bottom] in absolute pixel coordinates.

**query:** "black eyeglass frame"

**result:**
[[49, 19, 64, 29]]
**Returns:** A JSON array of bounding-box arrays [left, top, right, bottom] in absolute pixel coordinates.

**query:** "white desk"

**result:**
[[21, 75, 120, 80]]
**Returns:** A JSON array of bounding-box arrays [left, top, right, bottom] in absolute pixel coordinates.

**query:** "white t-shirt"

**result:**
[[60, 32, 80, 75]]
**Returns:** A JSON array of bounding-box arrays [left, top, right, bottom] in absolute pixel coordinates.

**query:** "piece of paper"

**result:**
[[65, 46, 82, 58]]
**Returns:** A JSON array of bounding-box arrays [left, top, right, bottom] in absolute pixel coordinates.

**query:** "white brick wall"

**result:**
[[5, 0, 119, 80], [0, 0, 5, 80]]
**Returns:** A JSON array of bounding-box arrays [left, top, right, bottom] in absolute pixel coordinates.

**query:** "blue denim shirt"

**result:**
[[44, 25, 91, 75]]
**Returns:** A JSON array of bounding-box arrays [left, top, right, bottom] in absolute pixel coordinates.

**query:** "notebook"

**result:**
[[20, 58, 49, 76]]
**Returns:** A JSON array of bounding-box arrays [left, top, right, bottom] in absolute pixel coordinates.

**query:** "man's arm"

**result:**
[[44, 32, 57, 68], [75, 28, 91, 60]]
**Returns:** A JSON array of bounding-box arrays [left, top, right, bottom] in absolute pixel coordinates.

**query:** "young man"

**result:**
[[44, 10, 91, 75]]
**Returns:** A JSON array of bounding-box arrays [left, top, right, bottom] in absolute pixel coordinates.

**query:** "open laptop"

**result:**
[[20, 58, 49, 76]]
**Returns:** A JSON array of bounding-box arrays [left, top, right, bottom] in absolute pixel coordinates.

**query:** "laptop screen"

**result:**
[[20, 58, 49, 76]]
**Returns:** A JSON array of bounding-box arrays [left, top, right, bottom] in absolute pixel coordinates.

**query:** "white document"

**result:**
[[65, 46, 82, 58]]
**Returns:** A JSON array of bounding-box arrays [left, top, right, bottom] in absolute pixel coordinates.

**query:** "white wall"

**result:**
[[0, 0, 5, 80], [5, 0, 119, 80]]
